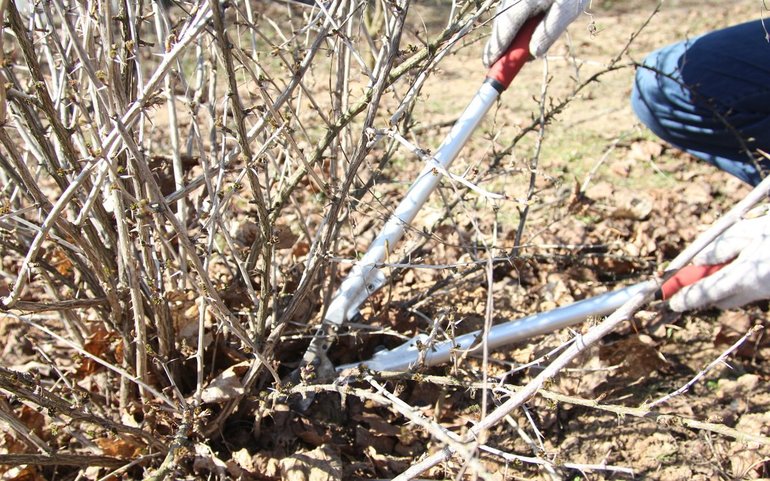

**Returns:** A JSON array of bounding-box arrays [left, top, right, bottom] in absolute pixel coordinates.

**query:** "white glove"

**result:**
[[669, 213, 770, 311], [483, 0, 589, 67]]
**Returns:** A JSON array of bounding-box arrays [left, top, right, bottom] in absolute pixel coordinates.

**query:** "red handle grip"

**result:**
[[658, 263, 730, 301], [485, 14, 543, 91]]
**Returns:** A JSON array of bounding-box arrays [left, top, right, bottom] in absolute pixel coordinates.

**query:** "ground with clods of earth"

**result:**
[[2, 1, 770, 480]]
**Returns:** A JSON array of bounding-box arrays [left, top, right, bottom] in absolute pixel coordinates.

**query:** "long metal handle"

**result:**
[[336, 281, 656, 373], [323, 83, 502, 325], [336, 262, 729, 373], [321, 16, 543, 326]]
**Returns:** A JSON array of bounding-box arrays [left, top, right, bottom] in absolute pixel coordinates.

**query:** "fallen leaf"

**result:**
[[95, 436, 142, 459], [612, 194, 653, 220], [227, 448, 268, 479], [354, 425, 395, 455], [18, 406, 46, 438], [292, 417, 329, 446], [2, 432, 29, 455], [351, 411, 400, 437], [252, 452, 281, 479], [583, 181, 615, 200], [292, 241, 310, 258], [362, 445, 410, 476], [46, 247, 73, 276], [629, 139, 664, 161], [193, 442, 228, 477], [0, 465, 44, 481], [231, 448, 256, 473], [200, 361, 249, 404], [682, 182, 712, 205], [275, 226, 300, 250], [599, 335, 669, 381], [76, 327, 113, 377], [714, 311, 765, 358], [279, 444, 342, 481], [234, 220, 259, 246]]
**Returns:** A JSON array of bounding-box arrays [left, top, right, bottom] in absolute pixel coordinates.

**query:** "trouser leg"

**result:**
[[631, 19, 770, 186]]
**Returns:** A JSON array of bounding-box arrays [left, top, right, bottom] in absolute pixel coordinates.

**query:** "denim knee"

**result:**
[[630, 20, 770, 186]]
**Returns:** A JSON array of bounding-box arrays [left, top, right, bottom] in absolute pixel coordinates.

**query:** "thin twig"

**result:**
[[647, 324, 764, 409], [0, 453, 126, 468]]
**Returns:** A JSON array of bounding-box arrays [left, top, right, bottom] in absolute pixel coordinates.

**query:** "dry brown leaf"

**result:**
[[279, 444, 342, 481], [728, 411, 770, 478], [362, 445, 411, 476], [682, 182, 712, 205], [177, 302, 214, 342], [76, 327, 113, 377], [251, 452, 281, 479], [113, 340, 124, 365], [120, 411, 141, 429], [193, 442, 228, 478], [275, 226, 300, 250], [234, 220, 259, 246], [46, 247, 73, 277], [557, 345, 610, 397], [230, 448, 257, 473], [600, 335, 668, 381], [200, 361, 249, 404], [610, 158, 635, 177], [0, 465, 44, 481], [714, 311, 765, 358], [95, 436, 142, 459], [2, 432, 29, 455], [612, 194, 653, 220], [629, 139, 664, 161], [18, 406, 46, 439], [292, 417, 329, 446], [168, 290, 209, 343], [355, 425, 395, 455], [292, 241, 310, 258], [81, 466, 103, 481], [583, 181, 615, 200], [351, 411, 400, 437]]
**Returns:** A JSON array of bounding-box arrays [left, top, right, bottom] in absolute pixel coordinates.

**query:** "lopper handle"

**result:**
[[485, 14, 543, 91], [657, 263, 729, 301]]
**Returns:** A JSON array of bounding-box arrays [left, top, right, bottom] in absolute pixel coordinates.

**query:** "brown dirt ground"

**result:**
[[3, 1, 770, 480]]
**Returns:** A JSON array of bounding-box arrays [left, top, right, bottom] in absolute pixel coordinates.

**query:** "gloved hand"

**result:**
[[669, 212, 770, 311], [483, 0, 589, 68]]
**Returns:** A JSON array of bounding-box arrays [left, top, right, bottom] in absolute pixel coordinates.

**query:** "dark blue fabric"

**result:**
[[631, 20, 770, 186]]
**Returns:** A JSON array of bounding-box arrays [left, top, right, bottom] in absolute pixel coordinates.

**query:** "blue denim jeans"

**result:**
[[631, 20, 770, 186]]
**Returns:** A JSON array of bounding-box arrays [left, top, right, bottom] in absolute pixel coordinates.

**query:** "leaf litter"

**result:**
[[1, 1, 769, 480]]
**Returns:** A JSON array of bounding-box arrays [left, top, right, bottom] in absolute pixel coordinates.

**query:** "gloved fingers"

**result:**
[[715, 245, 770, 308], [715, 290, 767, 310], [483, 0, 551, 67], [693, 216, 770, 265], [668, 263, 752, 312], [530, 0, 589, 57]]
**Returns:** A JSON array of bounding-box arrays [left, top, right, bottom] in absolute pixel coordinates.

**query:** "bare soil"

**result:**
[[2, 1, 769, 480]]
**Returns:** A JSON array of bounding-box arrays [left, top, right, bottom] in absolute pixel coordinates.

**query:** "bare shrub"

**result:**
[[0, 0, 532, 476]]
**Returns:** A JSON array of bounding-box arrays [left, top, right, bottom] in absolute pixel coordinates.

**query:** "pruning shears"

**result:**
[[292, 12, 730, 382]]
